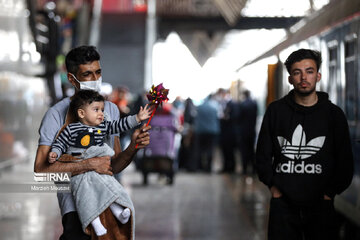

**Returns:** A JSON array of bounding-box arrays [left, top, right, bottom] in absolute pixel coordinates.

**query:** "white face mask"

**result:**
[[70, 73, 102, 92]]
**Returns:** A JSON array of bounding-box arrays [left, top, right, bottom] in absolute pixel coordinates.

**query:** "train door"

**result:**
[[344, 33, 360, 176], [266, 61, 283, 106], [344, 36, 357, 129], [341, 30, 360, 237]]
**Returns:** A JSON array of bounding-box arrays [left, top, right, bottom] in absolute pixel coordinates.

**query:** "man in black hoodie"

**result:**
[[256, 49, 353, 240]]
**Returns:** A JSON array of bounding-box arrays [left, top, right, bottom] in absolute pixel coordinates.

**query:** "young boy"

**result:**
[[48, 89, 151, 236]]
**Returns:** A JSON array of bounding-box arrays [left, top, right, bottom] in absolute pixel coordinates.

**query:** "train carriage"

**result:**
[[240, 0, 360, 237]]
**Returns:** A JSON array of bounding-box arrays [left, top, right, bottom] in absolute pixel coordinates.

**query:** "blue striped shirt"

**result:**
[[51, 115, 139, 157]]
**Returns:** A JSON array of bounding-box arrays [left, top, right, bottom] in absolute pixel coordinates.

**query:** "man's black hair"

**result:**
[[243, 89, 251, 98], [65, 46, 100, 74], [284, 49, 322, 74], [69, 90, 105, 121]]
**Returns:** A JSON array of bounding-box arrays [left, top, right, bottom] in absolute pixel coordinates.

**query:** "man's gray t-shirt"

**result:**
[[38, 97, 120, 216]]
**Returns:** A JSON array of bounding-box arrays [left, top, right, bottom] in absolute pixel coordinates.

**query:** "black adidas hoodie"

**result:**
[[256, 90, 354, 206]]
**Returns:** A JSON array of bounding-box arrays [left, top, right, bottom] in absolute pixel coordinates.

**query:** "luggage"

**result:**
[[139, 114, 179, 185]]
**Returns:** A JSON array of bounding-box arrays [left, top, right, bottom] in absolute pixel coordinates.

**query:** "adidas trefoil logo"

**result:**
[[277, 124, 325, 160]]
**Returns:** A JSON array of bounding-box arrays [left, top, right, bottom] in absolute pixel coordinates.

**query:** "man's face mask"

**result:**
[[70, 73, 102, 92]]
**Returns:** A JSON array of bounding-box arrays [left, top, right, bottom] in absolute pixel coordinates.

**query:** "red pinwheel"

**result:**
[[146, 83, 169, 106], [136, 83, 169, 148]]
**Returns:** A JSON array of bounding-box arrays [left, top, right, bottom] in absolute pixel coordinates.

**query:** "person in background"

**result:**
[[110, 86, 131, 116], [193, 94, 220, 172], [178, 98, 197, 171], [237, 89, 258, 177], [218, 90, 237, 174], [34, 45, 150, 240], [256, 49, 353, 240], [109, 86, 133, 155], [172, 96, 185, 114]]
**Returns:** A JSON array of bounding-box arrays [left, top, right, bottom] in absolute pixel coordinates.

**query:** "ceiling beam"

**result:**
[[158, 16, 303, 38], [212, 0, 248, 26]]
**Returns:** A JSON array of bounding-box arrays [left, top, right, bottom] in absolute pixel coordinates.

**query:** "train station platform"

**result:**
[[0, 152, 270, 240]]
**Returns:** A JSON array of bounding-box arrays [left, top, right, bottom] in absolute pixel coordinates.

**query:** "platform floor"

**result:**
[[0, 154, 270, 240]]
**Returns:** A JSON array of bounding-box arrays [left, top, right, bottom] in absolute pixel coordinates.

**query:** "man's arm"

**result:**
[[34, 145, 113, 176], [256, 108, 283, 198], [324, 106, 354, 199], [111, 124, 151, 173], [255, 107, 275, 189]]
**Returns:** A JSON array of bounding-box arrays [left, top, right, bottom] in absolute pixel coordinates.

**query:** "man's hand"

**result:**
[[57, 154, 113, 176], [110, 125, 151, 174], [324, 195, 332, 200], [84, 156, 113, 176], [270, 186, 282, 198], [130, 124, 151, 149], [35, 145, 113, 176]]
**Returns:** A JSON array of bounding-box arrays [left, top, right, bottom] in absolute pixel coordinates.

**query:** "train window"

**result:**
[[345, 41, 355, 58], [329, 47, 337, 63], [344, 40, 358, 123], [328, 46, 341, 107]]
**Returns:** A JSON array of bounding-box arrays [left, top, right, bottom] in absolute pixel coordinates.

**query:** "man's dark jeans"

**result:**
[[59, 211, 91, 240], [268, 196, 340, 240]]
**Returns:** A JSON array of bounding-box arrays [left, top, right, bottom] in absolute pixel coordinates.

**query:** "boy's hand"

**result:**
[[48, 152, 58, 163], [136, 104, 153, 122]]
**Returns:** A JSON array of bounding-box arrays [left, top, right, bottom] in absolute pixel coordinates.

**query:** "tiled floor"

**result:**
[[125, 171, 270, 240]]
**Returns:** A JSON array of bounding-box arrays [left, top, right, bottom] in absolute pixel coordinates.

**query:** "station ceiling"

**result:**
[[157, 0, 247, 25], [153, 0, 304, 65], [99, 0, 331, 65], [156, 0, 302, 38]]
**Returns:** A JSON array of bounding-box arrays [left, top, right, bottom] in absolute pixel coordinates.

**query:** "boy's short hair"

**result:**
[[69, 90, 105, 121], [284, 49, 322, 74], [65, 46, 100, 74]]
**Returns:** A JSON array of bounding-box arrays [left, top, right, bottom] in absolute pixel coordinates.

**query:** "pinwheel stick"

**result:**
[[146, 104, 158, 126]]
